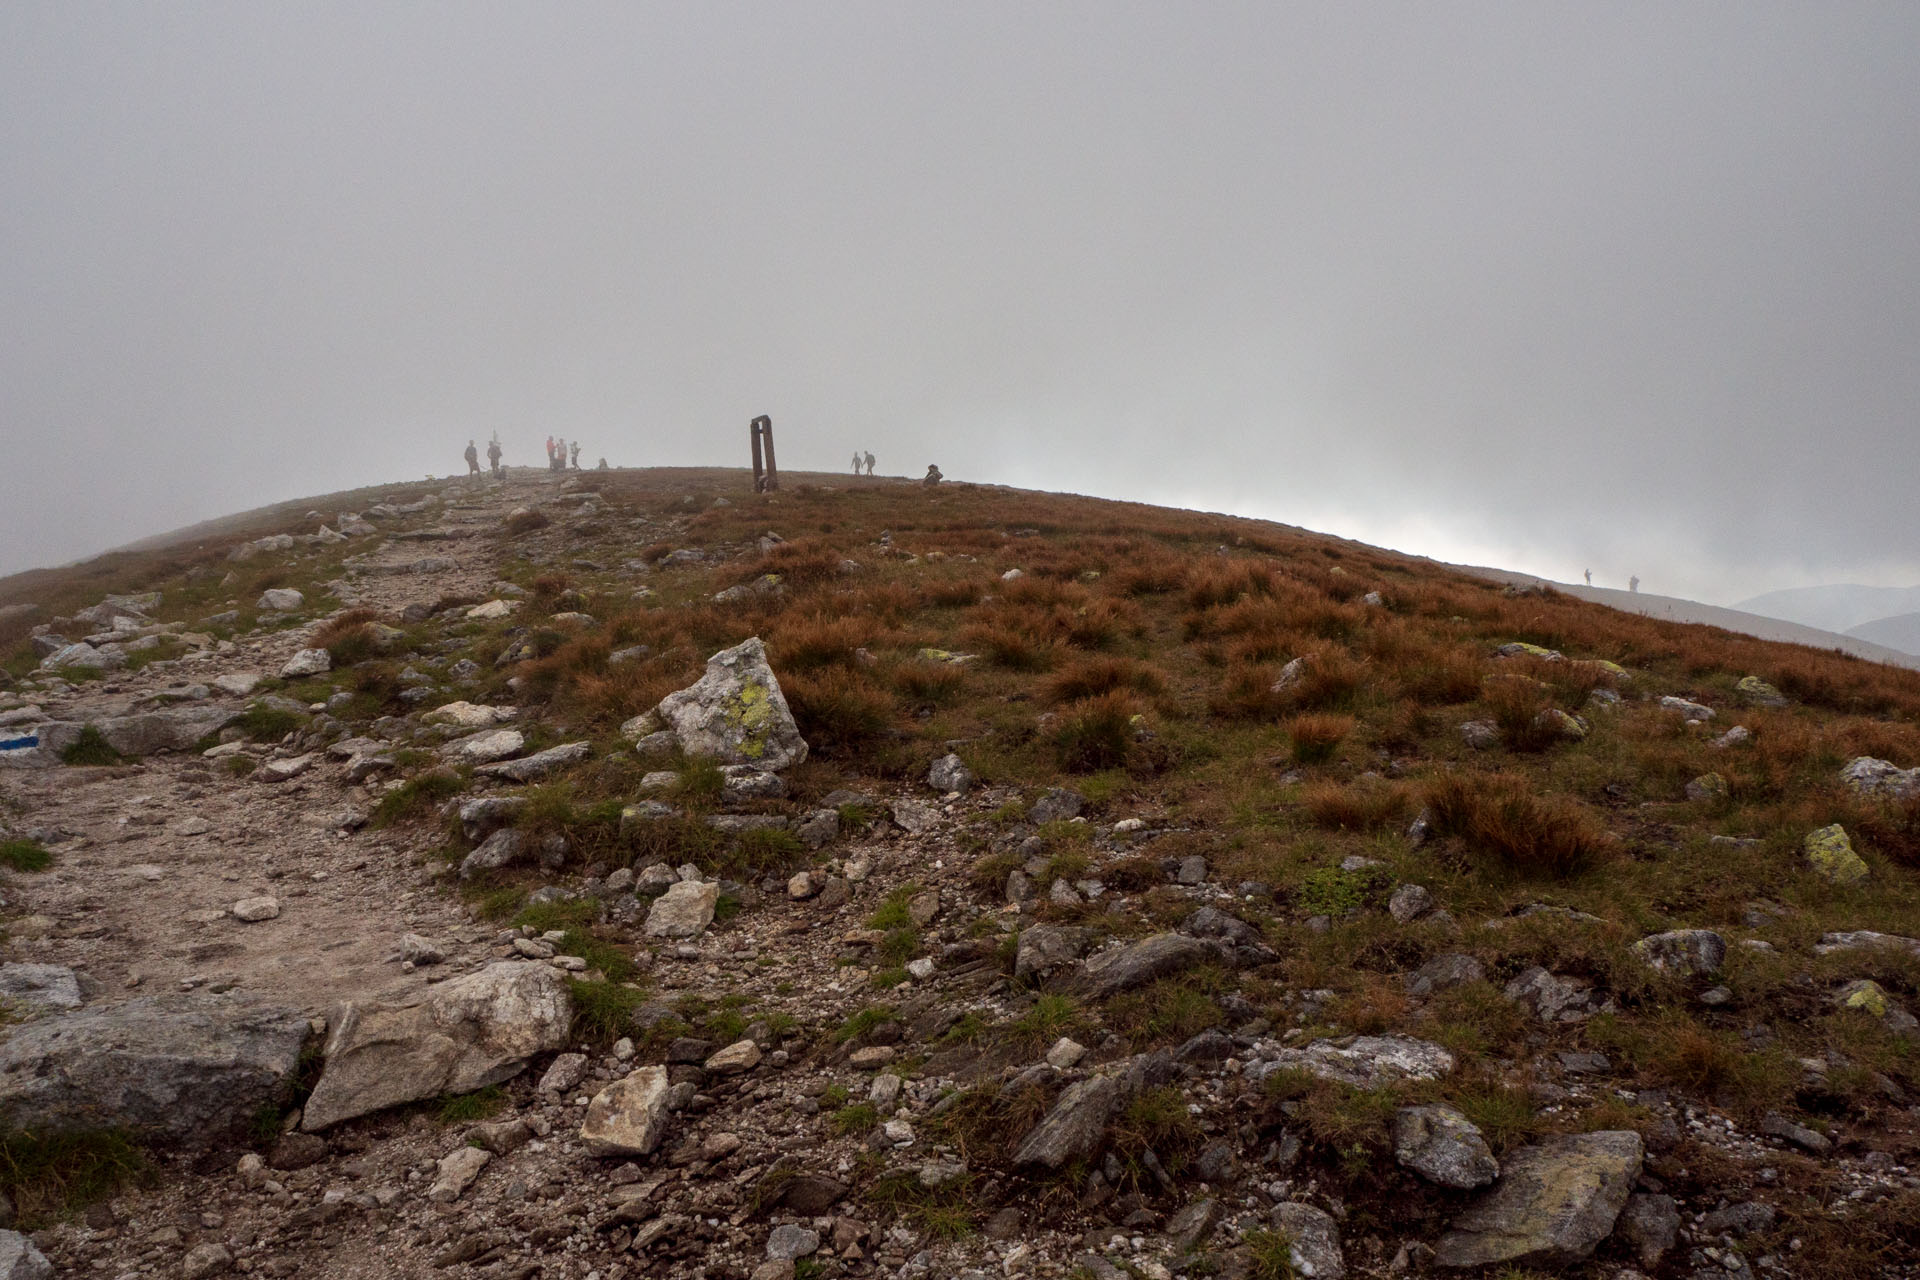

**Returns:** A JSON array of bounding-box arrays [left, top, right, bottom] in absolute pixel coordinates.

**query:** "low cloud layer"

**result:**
[[4, 4, 1917, 604]]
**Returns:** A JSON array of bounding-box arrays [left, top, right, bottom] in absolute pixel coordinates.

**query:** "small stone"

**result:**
[[279, 648, 331, 678], [1271, 1202, 1345, 1279], [1387, 883, 1433, 923], [181, 1243, 234, 1279], [230, 896, 280, 922], [428, 1145, 490, 1202], [1393, 1104, 1498, 1189], [928, 753, 974, 793], [645, 880, 719, 939], [539, 1052, 590, 1094], [766, 1224, 821, 1261], [905, 957, 935, 980], [704, 1040, 763, 1074], [1047, 1037, 1087, 1069]]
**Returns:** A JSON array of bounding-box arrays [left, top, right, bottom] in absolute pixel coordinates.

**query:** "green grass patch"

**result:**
[[437, 1085, 508, 1124], [834, 1004, 899, 1044], [59, 725, 123, 766], [0, 1128, 151, 1228], [371, 769, 464, 829], [831, 1103, 880, 1135], [568, 979, 652, 1046], [0, 839, 52, 872], [236, 701, 306, 742]]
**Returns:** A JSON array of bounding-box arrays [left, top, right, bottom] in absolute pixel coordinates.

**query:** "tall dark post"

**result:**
[[749, 415, 778, 492]]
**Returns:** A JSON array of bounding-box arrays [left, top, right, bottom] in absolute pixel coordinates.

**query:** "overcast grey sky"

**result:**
[[4, 3, 1916, 604]]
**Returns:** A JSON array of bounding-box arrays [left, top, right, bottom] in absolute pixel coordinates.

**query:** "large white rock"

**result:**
[[622, 637, 807, 770], [301, 962, 573, 1130], [0, 995, 309, 1142], [424, 701, 518, 729], [0, 964, 84, 1012], [645, 880, 719, 939], [0, 1230, 53, 1280], [581, 1065, 672, 1156], [280, 648, 332, 678], [442, 729, 525, 764], [256, 588, 304, 611]]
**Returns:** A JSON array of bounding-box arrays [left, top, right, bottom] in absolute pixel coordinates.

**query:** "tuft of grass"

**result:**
[[1053, 691, 1138, 773], [831, 1103, 880, 1135], [1285, 713, 1353, 765], [567, 978, 652, 1047], [60, 725, 124, 766], [0, 838, 53, 872], [0, 1128, 151, 1228], [834, 1004, 898, 1044], [436, 1085, 508, 1124], [1244, 1228, 1299, 1280], [236, 701, 306, 742], [1424, 769, 1613, 878], [371, 769, 465, 829], [505, 508, 551, 535]]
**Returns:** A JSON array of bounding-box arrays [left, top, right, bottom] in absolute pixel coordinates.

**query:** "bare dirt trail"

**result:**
[[0, 471, 562, 1018]]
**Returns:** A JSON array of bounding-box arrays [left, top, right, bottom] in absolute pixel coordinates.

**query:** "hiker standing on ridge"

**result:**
[[464, 440, 480, 477], [486, 437, 502, 476], [1630, 575, 1640, 593], [1584, 569, 1592, 586], [864, 451, 875, 476], [570, 440, 581, 469], [851, 451, 862, 475]]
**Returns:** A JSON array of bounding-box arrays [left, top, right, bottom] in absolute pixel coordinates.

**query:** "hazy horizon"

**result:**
[[5, 4, 1918, 607]]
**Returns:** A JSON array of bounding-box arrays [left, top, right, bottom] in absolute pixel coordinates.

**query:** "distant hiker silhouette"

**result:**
[[464, 440, 479, 476], [922, 464, 943, 486], [570, 441, 581, 469], [1629, 575, 1640, 593], [486, 438, 502, 476], [1584, 569, 1592, 586], [851, 451, 862, 475], [864, 452, 875, 477]]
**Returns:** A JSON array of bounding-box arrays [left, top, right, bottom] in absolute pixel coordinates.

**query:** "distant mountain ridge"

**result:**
[[1847, 611, 1920, 656], [1449, 567, 1920, 671], [1733, 583, 1920, 637]]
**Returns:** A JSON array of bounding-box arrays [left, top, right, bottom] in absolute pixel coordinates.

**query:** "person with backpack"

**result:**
[[464, 440, 480, 477]]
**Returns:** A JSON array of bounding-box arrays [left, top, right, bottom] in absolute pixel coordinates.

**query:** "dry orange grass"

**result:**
[[1302, 779, 1411, 832], [1044, 656, 1166, 705], [1286, 713, 1355, 765], [1425, 769, 1614, 878]]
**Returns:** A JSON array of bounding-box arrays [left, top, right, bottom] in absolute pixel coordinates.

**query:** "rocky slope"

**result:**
[[1, 467, 1917, 1280]]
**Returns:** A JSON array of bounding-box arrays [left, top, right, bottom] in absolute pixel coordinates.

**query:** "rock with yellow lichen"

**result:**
[[620, 636, 808, 770], [1804, 824, 1869, 885]]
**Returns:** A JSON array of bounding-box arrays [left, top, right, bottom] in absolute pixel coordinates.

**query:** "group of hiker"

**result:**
[[463, 436, 504, 478], [545, 437, 580, 471], [850, 450, 876, 476]]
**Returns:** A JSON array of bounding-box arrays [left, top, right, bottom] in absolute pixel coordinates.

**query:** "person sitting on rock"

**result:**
[[923, 464, 943, 486], [464, 440, 480, 476]]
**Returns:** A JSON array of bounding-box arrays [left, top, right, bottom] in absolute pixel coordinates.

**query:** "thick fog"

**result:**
[[3, 4, 1917, 604]]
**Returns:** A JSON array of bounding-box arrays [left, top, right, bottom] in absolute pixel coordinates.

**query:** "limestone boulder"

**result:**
[[0, 995, 309, 1142], [474, 741, 592, 782], [1072, 933, 1220, 999], [1248, 1035, 1455, 1091], [1434, 1131, 1643, 1269], [1013, 1052, 1173, 1169], [1631, 929, 1726, 976], [621, 637, 807, 770], [928, 753, 974, 793], [1014, 925, 1092, 982], [0, 1232, 52, 1280], [1271, 1202, 1345, 1279], [257, 588, 304, 611], [1839, 756, 1920, 802], [581, 1065, 672, 1156], [646, 881, 719, 940], [0, 964, 84, 1014], [1394, 1104, 1499, 1189], [1736, 675, 1788, 707], [34, 705, 239, 758], [302, 962, 573, 1130], [280, 648, 331, 678]]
